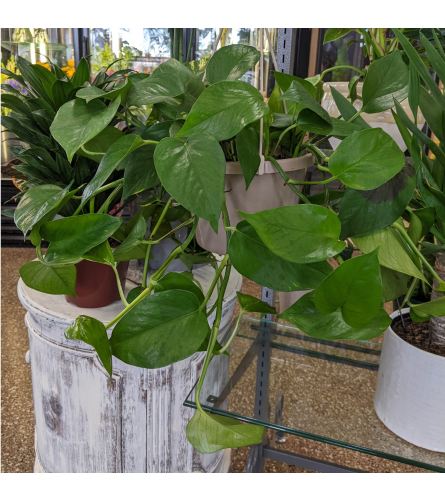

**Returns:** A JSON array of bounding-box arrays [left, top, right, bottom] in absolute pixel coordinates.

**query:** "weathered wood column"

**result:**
[[18, 266, 241, 472]]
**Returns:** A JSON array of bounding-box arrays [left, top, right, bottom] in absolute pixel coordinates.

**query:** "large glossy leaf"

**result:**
[[65, 316, 112, 376], [329, 128, 405, 190], [411, 297, 445, 322], [205, 44, 260, 84], [82, 134, 145, 203], [186, 410, 264, 453], [14, 184, 72, 236], [154, 134, 225, 230], [313, 251, 383, 328], [41, 214, 122, 262], [177, 81, 267, 141], [236, 292, 276, 314], [362, 52, 409, 113], [240, 205, 345, 264], [282, 80, 332, 134], [110, 290, 210, 368], [339, 163, 416, 238], [122, 145, 159, 199], [127, 59, 199, 106], [228, 221, 332, 291], [354, 227, 426, 281], [20, 260, 76, 295], [50, 97, 121, 161], [235, 125, 261, 188], [280, 291, 390, 340]]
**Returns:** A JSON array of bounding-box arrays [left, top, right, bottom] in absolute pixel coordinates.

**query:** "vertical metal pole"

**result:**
[[276, 29, 297, 74], [245, 287, 274, 473]]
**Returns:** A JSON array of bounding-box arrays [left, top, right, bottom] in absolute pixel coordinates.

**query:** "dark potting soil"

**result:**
[[392, 315, 445, 357]]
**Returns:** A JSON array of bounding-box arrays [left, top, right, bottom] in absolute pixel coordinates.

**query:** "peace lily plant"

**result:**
[[4, 30, 445, 454]]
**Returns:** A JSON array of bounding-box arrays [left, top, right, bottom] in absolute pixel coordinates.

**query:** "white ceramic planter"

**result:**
[[374, 309, 445, 452], [196, 155, 312, 255], [321, 82, 425, 151], [18, 265, 242, 472]]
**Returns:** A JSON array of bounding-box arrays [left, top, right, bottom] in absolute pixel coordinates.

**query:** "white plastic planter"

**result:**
[[374, 309, 445, 452], [196, 155, 312, 255], [321, 82, 425, 151], [18, 265, 242, 472]]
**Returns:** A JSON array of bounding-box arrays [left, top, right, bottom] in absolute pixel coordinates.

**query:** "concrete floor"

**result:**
[[1, 247, 423, 473]]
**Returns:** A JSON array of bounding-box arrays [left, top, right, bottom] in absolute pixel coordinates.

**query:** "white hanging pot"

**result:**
[[321, 82, 425, 152], [196, 154, 312, 255], [374, 309, 445, 452]]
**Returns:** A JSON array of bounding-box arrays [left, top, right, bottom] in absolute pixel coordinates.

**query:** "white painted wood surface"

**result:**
[[18, 266, 241, 472]]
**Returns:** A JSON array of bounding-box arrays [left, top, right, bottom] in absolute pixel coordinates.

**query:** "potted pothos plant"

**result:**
[[371, 29, 445, 452], [5, 29, 445, 459]]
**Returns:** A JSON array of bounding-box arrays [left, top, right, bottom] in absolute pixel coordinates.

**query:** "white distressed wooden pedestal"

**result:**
[[18, 266, 241, 473]]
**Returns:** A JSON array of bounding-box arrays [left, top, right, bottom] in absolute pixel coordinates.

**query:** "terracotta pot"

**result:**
[[196, 155, 313, 254], [65, 260, 129, 308]]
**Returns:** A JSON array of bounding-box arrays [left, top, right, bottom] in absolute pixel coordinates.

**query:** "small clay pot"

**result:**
[[65, 260, 129, 308]]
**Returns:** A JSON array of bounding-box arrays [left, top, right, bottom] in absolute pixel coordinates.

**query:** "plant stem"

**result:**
[[201, 255, 229, 309], [195, 261, 232, 411], [320, 64, 365, 80], [142, 198, 173, 288], [304, 143, 330, 164], [272, 123, 298, 155], [98, 184, 122, 214], [216, 312, 242, 355], [113, 265, 129, 307], [266, 156, 311, 204], [105, 217, 198, 329], [73, 179, 124, 216]]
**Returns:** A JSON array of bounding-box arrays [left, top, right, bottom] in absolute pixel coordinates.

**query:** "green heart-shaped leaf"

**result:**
[[154, 134, 225, 230], [205, 44, 260, 84], [110, 289, 209, 368], [66, 315, 112, 376], [240, 205, 345, 264], [186, 410, 264, 453], [228, 221, 332, 291], [339, 163, 416, 238], [50, 97, 121, 161], [329, 128, 405, 190], [41, 214, 122, 262], [313, 251, 383, 328], [20, 260, 76, 295], [177, 81, 267, 141], [14, 184, 72, 236], [280, 291, 391, 340], [362, 51, 409, 113]]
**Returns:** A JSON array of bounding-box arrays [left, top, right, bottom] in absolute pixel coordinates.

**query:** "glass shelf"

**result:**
[[184, 316, 445, 472]]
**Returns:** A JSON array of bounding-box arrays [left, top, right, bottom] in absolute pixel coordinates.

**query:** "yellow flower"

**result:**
[[62, 59, 75, 78], [36, 61, 51, 71]]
